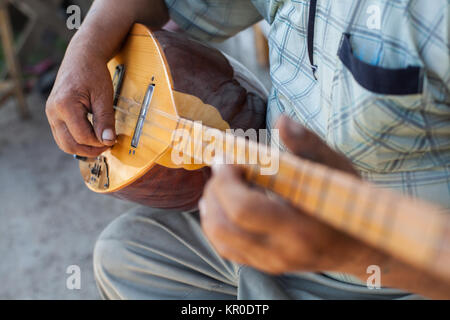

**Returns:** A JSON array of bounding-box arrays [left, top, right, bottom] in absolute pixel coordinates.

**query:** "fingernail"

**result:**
[[102, 129, 115, 142]]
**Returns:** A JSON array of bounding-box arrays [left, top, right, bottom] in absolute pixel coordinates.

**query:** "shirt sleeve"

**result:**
[[164, 0, 262, 42]]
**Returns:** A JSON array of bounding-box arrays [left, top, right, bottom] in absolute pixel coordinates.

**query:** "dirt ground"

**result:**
[[0, 92, 134, 299]]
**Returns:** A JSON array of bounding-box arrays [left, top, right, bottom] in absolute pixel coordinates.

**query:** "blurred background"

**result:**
[[0, 0, 270, 299]]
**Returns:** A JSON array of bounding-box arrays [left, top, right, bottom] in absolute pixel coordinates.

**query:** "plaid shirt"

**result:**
[[164, 0, 449, 289], [164, 0, 450, 211]]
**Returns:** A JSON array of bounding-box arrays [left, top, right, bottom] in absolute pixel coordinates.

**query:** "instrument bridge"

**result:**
[[130, 81, 155, 152]]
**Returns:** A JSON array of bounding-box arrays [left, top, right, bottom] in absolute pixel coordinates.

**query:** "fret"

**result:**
[[355, 189, 398, 246], [174, 118, 181, 132], [235, 134, 248, 165], [391, 200, 438, 248], [338, 176, 359, 229], [169, 118, 182, 148], [368, 197, 400, 247], [245, 147, 448, 282], [170, 118, 184, 149], [287, 164, 300, 201], [185, 118, 194, 133], [265, 164, 289, 201], [293, 161, 313, 209], [314, 171, 364, 231], [313, 168, 333, 219], [192, 121, 204, 164], [175, 119, 192, 164], [301, 164, 329, 215], [244, 139, 272, 189], [199, 126, 222, 165], [379, 195, 398, 249], [358, 191, 381, 244], [224, 133, 235, 165], [289, 163, 307, 208], [184, 119, 194, 161], [246, 164, 264, 187], [266, 170, 277, 193], [178, 118, 185, 131]]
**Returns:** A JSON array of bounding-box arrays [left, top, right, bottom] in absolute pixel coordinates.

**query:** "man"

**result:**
[[46, 0, 450, 299]]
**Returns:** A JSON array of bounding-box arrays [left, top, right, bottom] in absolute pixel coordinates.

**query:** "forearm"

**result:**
[[341, 246, 450, 299], [69, 0, 169, 61]]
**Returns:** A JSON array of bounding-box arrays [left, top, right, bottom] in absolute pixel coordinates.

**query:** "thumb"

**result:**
[[276, 115, 321, 159], [91, 88, 116, 146], [276, 115, 358, 176]]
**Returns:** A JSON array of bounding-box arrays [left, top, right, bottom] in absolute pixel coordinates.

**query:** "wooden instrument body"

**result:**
[[79, 25, 267, 210]]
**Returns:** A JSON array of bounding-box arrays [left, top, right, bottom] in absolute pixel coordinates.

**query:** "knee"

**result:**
[[93, 206, 173, 298], [93, 206, 194, 298], [96, 206, 170, 243], [93, 211, 135, 299]]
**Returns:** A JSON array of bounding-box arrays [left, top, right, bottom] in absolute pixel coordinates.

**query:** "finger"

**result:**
[[54, 122, 108, 157], [200, 195, 291, 274], [199, 199, 252, 266], [276, 115, 358, 175], [209, 164, 297, 233], [211, 239, 287, 275], [276, 115, 327, 160], [62, 103, 105, 147], [91, 85, 116, 146], [199, 195, 270, 266]]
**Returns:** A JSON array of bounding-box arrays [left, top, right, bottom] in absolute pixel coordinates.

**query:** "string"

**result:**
[[105, 96, 449, 253], [111, 95, 183, 148], [116, 95, 180, 122], [114, 113, 169, 148]]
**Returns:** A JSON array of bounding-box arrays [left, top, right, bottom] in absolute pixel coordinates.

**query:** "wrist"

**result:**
[[334, 242, 390, 280]]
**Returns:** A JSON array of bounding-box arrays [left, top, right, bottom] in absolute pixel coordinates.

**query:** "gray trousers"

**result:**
[[93, 206, 421, 300]]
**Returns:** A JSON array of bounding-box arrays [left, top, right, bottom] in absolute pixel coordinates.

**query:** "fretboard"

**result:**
[[172, 118, 450, 282]]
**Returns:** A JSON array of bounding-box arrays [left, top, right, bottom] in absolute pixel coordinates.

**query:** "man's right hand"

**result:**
[[45, 0, 169, 157], [46, 47, 115, 157]]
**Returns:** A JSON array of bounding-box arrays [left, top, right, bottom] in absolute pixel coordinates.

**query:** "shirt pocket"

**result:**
[[328, 33, 428, 173]]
